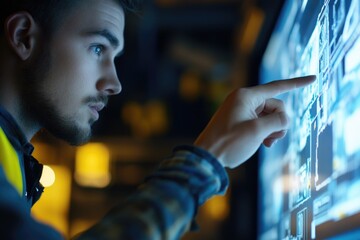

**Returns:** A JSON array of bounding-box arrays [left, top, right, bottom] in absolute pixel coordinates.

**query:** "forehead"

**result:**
[[55, 0, 125, 46]]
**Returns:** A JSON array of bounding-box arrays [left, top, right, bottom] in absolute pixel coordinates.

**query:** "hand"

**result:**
[[194, 75, 316, 168]]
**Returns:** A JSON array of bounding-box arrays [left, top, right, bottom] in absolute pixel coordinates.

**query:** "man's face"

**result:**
[[24, 0, 124, 145]]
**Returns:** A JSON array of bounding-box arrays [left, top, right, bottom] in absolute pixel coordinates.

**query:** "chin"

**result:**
[[71, 126, 92, 145], [50, 122, 92, 146], [67, 131, 92, 146]]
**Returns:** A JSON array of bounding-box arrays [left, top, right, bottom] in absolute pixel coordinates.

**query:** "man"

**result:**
[[0, 0, 315, 239]]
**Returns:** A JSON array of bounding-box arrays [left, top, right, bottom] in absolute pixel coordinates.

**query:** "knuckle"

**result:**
[[278, 99, 286, 109], [234, 88, 252, 102], [271, 98, 285, 109], [278, 112, 289, 127], [246, 119, 262, 135]]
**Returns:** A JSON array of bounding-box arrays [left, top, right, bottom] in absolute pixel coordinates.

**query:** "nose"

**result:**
[[97, 62, 122, 95]]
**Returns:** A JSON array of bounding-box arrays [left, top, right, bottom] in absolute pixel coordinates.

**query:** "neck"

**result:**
[[0, 86, 41, 141]]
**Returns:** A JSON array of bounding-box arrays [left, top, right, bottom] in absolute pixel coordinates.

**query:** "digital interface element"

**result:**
[[258, 0, 360, 239]]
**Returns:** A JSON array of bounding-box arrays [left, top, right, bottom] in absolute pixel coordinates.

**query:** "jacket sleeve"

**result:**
[[0, 166, 64, 240], [75, 145, 229, 240]]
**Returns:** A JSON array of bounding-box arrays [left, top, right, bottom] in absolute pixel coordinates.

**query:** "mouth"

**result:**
[[88, 102, 106, 120]]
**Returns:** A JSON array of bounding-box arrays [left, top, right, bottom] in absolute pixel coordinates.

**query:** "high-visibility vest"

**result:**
[[0, 127, 23, 196]]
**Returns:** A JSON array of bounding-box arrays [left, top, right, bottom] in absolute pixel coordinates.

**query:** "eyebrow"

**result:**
[[83, 29, 124, 56]]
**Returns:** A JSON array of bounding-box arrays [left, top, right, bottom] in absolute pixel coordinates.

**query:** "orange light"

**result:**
[[32, 165, 71, 237], [75, 143, 111, 188], [203, 195, 230, 221], [240, 7, 264, 54]]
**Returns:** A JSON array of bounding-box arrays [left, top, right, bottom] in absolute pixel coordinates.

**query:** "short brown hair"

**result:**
[[0, 0, 142, 36]]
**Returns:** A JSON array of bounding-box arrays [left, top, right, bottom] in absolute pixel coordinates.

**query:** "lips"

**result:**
[[88, 102, 106, 120], [89, 102, 105, 112]]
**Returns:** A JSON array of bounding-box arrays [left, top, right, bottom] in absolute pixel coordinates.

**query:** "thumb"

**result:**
[[257, 111, 289, 139]]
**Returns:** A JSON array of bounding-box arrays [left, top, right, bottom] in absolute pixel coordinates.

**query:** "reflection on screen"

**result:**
[[258, 0, 360, 239]]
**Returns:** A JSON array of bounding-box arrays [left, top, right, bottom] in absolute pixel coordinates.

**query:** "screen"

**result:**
[[258, 0, 360, 239]]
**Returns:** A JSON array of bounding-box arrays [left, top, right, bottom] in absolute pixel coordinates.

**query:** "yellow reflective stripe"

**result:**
[[0, 127, 23, 195]]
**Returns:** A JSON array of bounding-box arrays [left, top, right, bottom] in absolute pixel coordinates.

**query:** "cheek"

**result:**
[[48, 47, 98, 100]]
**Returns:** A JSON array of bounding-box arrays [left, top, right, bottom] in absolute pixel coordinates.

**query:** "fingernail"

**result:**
[[269, 139, 277, 147]]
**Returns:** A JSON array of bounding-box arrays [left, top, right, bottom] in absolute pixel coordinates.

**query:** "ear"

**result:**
[[4, 12, 40, 61]]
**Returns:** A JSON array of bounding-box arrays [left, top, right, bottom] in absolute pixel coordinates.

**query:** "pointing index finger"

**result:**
[[254, 75, 316, 100]]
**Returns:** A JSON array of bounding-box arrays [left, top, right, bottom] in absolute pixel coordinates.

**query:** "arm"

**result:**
[[77, 75, 316, 239], [0, 76, 315, 239], [75, 145, 228, 240]]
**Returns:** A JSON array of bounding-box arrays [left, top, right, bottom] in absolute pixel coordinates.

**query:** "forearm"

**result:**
[[75, 145, 229, 240]]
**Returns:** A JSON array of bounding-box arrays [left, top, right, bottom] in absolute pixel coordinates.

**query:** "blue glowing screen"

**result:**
[[258, 0, 360, 239]]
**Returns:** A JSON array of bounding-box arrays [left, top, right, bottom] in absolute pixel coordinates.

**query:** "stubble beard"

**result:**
[[21, 48, 92, 146]]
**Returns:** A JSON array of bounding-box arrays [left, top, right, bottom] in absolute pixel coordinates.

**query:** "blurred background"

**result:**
[[31, 0, 284, 239]]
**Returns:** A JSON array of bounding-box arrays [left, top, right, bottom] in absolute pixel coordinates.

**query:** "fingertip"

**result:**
[[304, 74, 317, 79], [304, 74, 317, 83], [292, 74, 316, 81], [263, 138, 277, 147], [267, 129, 288, 140], [295, 75, 317, 87]]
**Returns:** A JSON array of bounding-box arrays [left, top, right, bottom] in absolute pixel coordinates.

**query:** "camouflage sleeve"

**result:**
[[76, 145, 229, 240]]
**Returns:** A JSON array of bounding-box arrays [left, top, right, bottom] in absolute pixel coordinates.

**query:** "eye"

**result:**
[[90, 44, 105, 57]]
